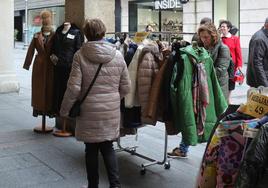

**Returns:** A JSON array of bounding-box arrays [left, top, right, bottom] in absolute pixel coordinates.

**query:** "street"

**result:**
[[0, 42, 249, 188]]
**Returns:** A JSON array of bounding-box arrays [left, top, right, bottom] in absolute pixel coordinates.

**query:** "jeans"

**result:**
[[85, 141, 120, 188], [179, 139, 189, 153]]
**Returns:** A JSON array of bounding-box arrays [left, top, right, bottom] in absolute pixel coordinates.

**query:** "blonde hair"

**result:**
[[83, 19, 106, 41], [198, 23, 219, 46]]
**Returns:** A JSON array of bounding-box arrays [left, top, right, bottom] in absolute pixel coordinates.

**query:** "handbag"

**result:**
[[69, 63, 103, 118], [234, 68, 244, 85]]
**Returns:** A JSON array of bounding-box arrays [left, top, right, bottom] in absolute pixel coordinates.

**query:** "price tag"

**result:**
[[238, 93, 268, 118], [243, 127, 259, 138], [133, 32, 149, 43], [216, 126, 228, 138]]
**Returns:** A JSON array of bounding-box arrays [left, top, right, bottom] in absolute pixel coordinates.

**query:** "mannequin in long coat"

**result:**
[[51, 23, 84, 114], [23, 26, 55, 117]]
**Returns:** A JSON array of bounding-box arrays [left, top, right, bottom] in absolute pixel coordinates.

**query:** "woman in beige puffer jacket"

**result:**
[[60, 19, 130, 188]]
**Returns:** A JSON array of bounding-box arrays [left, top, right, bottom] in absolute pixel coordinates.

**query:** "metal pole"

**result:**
[[23, 0, 28, 49]]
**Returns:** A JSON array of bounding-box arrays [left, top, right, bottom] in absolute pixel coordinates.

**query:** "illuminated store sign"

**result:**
[[155, 0, 183, 10]]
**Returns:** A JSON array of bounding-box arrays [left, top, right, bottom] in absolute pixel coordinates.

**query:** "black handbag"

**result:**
[[69, 63, 103, 118]]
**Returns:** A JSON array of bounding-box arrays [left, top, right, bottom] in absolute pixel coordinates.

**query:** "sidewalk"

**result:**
[[0, 43, 249, 188]]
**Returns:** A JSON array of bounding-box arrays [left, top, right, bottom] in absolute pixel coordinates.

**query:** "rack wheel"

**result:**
[[164, 162, 170, 169], [130, 148, 136, 155], [140, 168, 146, 175]]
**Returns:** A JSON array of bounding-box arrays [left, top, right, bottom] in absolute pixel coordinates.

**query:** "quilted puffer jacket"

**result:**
[[60, 41, 131, 143], [137, 43, 162, 124]]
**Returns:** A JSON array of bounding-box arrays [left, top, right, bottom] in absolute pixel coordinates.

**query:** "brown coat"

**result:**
[[143, 58, 168, 125], [60, 41, 131, 143], [137, 43, 161, 124], [23, 32, 55, 114]]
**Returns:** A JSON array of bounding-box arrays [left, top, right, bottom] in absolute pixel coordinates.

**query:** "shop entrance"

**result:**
[[14, 16, 23, 42], [129, 0, 183, 33], [213, 0, 240, 34]]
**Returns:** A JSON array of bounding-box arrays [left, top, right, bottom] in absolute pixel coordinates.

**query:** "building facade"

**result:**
[[121, 0, 268, 62], [12, 0, 268, 61]]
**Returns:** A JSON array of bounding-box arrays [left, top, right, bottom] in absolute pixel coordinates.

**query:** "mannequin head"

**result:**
[[40, 10, 52, 26], [83, 18, 106, 41]]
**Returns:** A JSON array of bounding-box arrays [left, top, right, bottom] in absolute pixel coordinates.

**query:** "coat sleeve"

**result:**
[[214, 44, 230, 79], [119, 56, 131, 99], [235, 37, 243, 68], [23, 38, 35, 70], [75, 30, 84, 52], [252, 39, 268, 86], [60, 53, 82, 117]]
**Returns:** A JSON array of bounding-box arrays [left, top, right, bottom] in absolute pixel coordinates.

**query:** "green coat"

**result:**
[[170, 45, 227, 145]]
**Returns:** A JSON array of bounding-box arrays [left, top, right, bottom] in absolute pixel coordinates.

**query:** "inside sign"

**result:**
[[155, 0, 182, 10]]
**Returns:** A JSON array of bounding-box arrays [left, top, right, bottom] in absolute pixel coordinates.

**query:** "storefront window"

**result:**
[[27, 6, 64, 43], [129, 0, 183, 33], [213, 0, 239, 34]]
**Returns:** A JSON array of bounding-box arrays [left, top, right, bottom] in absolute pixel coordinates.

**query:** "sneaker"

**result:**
[[167, 147, 188, 158]]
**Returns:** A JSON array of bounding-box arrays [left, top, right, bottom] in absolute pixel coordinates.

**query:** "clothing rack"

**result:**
[[116, 128, 170, 175], [107, 31, 194, 175], [106, 31, 195, 45]]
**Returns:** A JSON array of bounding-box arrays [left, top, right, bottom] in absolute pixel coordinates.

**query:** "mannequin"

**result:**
[[51, 22, 84, 114], [62, 22, 71, 34], [51, 21, 84, 135], [23, 10, 55, 133]]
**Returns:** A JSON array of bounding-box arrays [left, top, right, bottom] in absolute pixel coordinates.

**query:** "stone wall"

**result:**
[[0, 0, 19, 93]]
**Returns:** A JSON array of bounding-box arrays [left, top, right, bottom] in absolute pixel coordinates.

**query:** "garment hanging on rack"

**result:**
[[170, 45, 228, 146], [235, 123, 268, 188], [197, 111, 268, 188]]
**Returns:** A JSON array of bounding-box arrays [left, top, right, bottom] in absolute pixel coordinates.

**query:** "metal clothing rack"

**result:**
[[106, 31, 195, 45], [116, 127, 170, 175], [107, 31, 194, 175]]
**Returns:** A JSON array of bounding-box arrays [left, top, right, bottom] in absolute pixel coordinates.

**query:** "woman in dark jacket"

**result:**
[[198, 23, 230, 100]]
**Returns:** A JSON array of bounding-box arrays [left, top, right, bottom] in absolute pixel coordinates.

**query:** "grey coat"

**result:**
[[209, 41, 230, 100], [246, 27, 268, 87], [60, 41, 131, 143]]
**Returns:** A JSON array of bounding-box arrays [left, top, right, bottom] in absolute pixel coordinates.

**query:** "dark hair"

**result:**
[[83, 18, 106, 41], [219, 20, 232, 29], [198, 23, 219, 46], [200, 17, 212, 25]]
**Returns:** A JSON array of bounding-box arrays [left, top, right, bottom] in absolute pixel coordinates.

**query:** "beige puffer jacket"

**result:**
[[60, 41, 131, 143], [137, 43, 161, 124]]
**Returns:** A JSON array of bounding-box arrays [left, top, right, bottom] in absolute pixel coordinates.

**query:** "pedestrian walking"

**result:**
[[246, 17, 268, 87], [219, 19, 243, 103]]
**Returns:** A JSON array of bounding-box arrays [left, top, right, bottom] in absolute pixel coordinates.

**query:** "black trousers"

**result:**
[[85, 141, 120, 188]]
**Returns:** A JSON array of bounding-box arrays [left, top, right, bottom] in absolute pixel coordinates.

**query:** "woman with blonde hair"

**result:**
[[60, 18, 131, 188]]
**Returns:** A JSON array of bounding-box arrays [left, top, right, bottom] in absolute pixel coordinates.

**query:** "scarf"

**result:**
[[191, 56, 209, 135]]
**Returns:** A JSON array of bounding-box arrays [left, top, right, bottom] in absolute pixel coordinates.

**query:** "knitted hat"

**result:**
[[40, 10, 52, 26]]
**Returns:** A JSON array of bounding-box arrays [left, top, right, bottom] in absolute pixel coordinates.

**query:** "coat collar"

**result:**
[[180, 45, 211, 63], [35, 32, 54, 52], [221, 32, 232, 38], [262, 27, 268, 38]]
